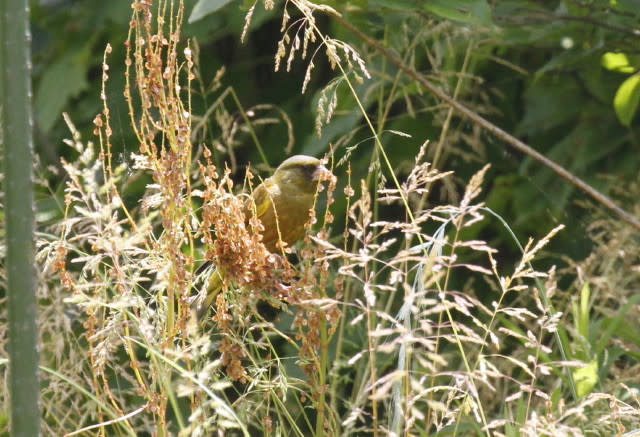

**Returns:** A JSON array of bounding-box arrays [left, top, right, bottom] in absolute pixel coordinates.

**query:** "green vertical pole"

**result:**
[[1, 0, 41, 434]]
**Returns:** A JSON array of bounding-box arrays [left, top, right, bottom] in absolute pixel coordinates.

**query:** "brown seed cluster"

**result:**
[[218, 337, 249, 383], [197, 162, 299, 381], [199, 165, 292, 296]]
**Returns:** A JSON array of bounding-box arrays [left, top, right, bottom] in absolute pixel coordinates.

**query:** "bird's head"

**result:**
[[271, 155, 333, 194]]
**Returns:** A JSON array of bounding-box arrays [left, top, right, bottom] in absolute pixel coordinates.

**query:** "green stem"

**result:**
[[1, 0, 41, 434]]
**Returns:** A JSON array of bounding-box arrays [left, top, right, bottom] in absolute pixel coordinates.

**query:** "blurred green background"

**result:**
[[32, 0, 640, 264]]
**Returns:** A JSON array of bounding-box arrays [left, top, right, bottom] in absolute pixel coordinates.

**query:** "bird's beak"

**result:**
[[312, 164, 334, 183]]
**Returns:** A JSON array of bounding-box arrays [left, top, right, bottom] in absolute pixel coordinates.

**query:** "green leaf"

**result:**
[[35, 53, 89, 133], [537, 45, 601, 75], [573, 360, 598, 398], [576, 282, 590, 339], [595, 295, 640, 356], [610, 0, 640, 15], [189, 0, 236, 23], [601, 52, 635, 73], [613, 74, 640, 126], [516, 78, 583, 135], [370, 0, 420, 10], [423, 0, 493, 27]]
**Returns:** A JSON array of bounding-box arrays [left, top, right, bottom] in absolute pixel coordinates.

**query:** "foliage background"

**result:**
[[2, 0, 639, 434], [31, 0, 640, 252]]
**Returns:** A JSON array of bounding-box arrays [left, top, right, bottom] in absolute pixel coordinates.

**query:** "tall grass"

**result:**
[[1, 1, 639, 436]]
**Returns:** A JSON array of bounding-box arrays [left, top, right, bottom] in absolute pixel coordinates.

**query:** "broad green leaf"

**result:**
[[601, 52, 635, 73], [189, 0, 236, 23], [516, 78, 583, 135], [613, 74, 640, 126], [536, 45, 601, 75], [35, 54, 89, 133], [573, 360, 598, 398], [581, 60, 619, 103], [423, 0, 493, 27]]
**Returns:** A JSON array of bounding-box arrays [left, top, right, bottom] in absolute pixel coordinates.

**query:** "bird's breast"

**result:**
[[259, 187, 315, 252]]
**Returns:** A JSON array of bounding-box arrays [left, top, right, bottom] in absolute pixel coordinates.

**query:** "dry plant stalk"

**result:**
[[314, 145, 576, 435], [41, 0, 342, 434]]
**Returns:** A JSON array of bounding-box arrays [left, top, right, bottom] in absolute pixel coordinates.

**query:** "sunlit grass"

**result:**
[[1, 1, 639, 436]]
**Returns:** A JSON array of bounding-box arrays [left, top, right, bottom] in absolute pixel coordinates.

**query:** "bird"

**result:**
[[193, 155, 333, 318]]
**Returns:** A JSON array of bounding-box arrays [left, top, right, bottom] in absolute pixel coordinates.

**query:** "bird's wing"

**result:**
[[246, 177, 278, 220]]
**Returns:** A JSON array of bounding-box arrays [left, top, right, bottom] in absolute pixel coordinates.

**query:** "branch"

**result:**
[[330, 13, 640, 232], [511, 8, 640, 38]]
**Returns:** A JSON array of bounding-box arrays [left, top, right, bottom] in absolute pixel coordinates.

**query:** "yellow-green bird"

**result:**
[[194, 155, 332, 317]]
